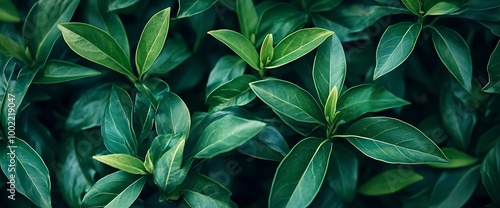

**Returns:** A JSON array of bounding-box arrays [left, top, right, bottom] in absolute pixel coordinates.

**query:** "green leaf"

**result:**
[[0, 34, 31, 65], [206, 55, 246, 97], [24, 0, 79, 64], [483, 40, 500, 93], [302, 0, 342, 12], [402, 0, 422, 15], [327, 144, 358, 202], [208, 29, 260, 70], [439, 84, 477, 150], [250, 79, 325, 124], [273, 110, 322, 136], [431, 26, 473, 92], [133, 91, 154, 144], [429, 165, 481, 208], [238, 125, 290, 162], [0, 139, 51, 208], [144, 134, 184, 173], [337, 84, 410, 124], [108, 0, 140, 11], [148, 35, 192, 75], [0, 0, 20, 22], [269, 138, 332, 208], [267, 28, 334, 69], [136, 7, 171, 77], [102, 85, 137, 155], [206, 75, 257, 112], [312, 34, 346, 106], [428, 148, 478, 168], [34, 60, 101, 84], [154, 138, 190, 194], [135, 78, 170, 109], [237, 0, 258, 41], [476, 124, 500, 155], [339, 117, 448, 164], [177, 0, 218, 18], [182, 173, 237, 208], [256, 3, 308, 46], [191, 115, 266, 158], [58, 23, 135, 80], [481, 140, 500, 205], [324, 86, 339, 124], [65, 84, 111, 132], [93, 154, 148, 175], [424, 0, 462, 16], [156, 92, 191, 136], [81, 171, 147, 208], [374, 22, 422, 80], [358, 169, 424, 196], [260, 34, 274, 68]]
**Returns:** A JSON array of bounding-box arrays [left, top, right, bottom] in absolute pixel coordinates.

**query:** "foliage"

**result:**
[[0, 0, 499, 207]]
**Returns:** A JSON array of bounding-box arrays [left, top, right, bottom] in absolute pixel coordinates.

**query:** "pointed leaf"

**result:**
[[177, 0, 218, 18], [431, 26, 473, 92], [93, 154, 148, 175], [238, 125, 290, 162], [182, 173, 237, 208], [156, 92, 191, 136], [0, 34, 31, 65], [250, 79, 325, 124], [81, 171, 147, 207], [154, 138, 190, 194], [133, 91, 154, 144], [206, 75, 257, 112], [260, 34, 274, 67], [484, 40, 500, 93], [374, 22, 422, 79], [108, 0, 140, 11], [0, 0, 20, 22], [144, 134, 184, 173], [34, 60, 101, 84], [237, 0, 258, 41], [402, 0, 422, 15], [324, 86, 339, 124], [136, 8, 171, 77], [312, 34, 346, 105], [208, 29, 260, 70], [337, 84, 410, 124], [358, 169, 424, 196], [269, 138, 332, 208], [135, 78, 170, 109], [429, 165, 481, 208], [267, 28, 334, 69], [65, 84, 111, 131], [428, 148, 478, 168], [340, 117, 448, 164], [425, 1, 462, 16], [481, 140, 500, 205], [206, 55, 246, 97]]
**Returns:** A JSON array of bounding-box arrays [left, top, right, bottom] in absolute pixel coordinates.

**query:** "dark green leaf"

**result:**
[[267, 28, 334, 69], [108, 0, 140, 11], [256, 3, 308, 46], [24, 0, 79, 64], [156, 92, 191, 136], [402, 0, 422, 15], [340, 117, 448, 164], [93, 154, 148, 175], [358, 169, 424, 196], [136, 7, 171, 77], [238, 125, 290, 161], [269, 138, 332, 208], [65, 84, 111, 132], [274, 110, 322, 136], [250, 79, 325, 124], [0, 0, 20, 22], [177, 0, 218, 18], [463, 0, 500, 11], [191, 115, 266, 158], [81, 171, 147, 207], [428, 148, 478, 168], [476, 124, 500, 155], [208, 29, 260, 70], [429, 165, 481, 207], [431, 26, 473, 92], [144, 134, 184, 173], [102, 85, 137, 155], [303, 0, 342, 12], [483, 40, 500, 93], [237, 0, 258, 41], [312, 34, 346, 105], [481, 140, 500, 205], [206, 75, 257, 112], [327, 144, 357, 202], [133, 91, 154, 144], [374, 22, 422, 80], [337, 84, 410, 124], [148, 35, 192, 75], [206, 55, 246, 97], [154, 138, 190, 194], [0, 139, 51, 208], [135, 77, 170, 109], [34, 60, 101, 84], [58, 23, 136, 80], [0, 34, 31, 65], [182, 173, 237, 208]]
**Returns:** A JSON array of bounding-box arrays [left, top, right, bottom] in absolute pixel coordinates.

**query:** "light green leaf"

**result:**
[[102, 85, 137, 155], [431, 26, 473, 92], [339, 117, 448, 164], [269, 138, 332, 208], [237, 0, 258, 41], [402, 0, 422, 15], [250, 79, 325, 124], [182, 173, 237, 208], [267, 28, 334, 69], [428, 148, 478, 168], [425, 1, 462, 16], [0, 0, 20, 22], [483, 40, 500, 93], [324, 86, 339, 124], [337, 84, 410, 124], [58, 23, 135, 80], [136, 8, 171, 77], [177, 0, 218, 18], [208, 29, 260, 70], [0, 34, 31, 65], [206, 75, 257, 112], [260, 34, 274, 68], [429, 165, 481, 208], [24, 0, 79, 64], [0, 139, 51, 208], [481, 140, 500, 205], [358, 169, 424, 196], [206, 55, 246, 97], [156, 92, 191, 136], [154, 138, 190, 194], [192, 115, 266, 158], [81, 171, 147, 208], [34, 60, 101, 84], [238, 125, 290, 162], [374, 22, 422, 80], [108, 0, 140, 11], [93, 154, 148, 175], [312, 34, 346, 106]]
